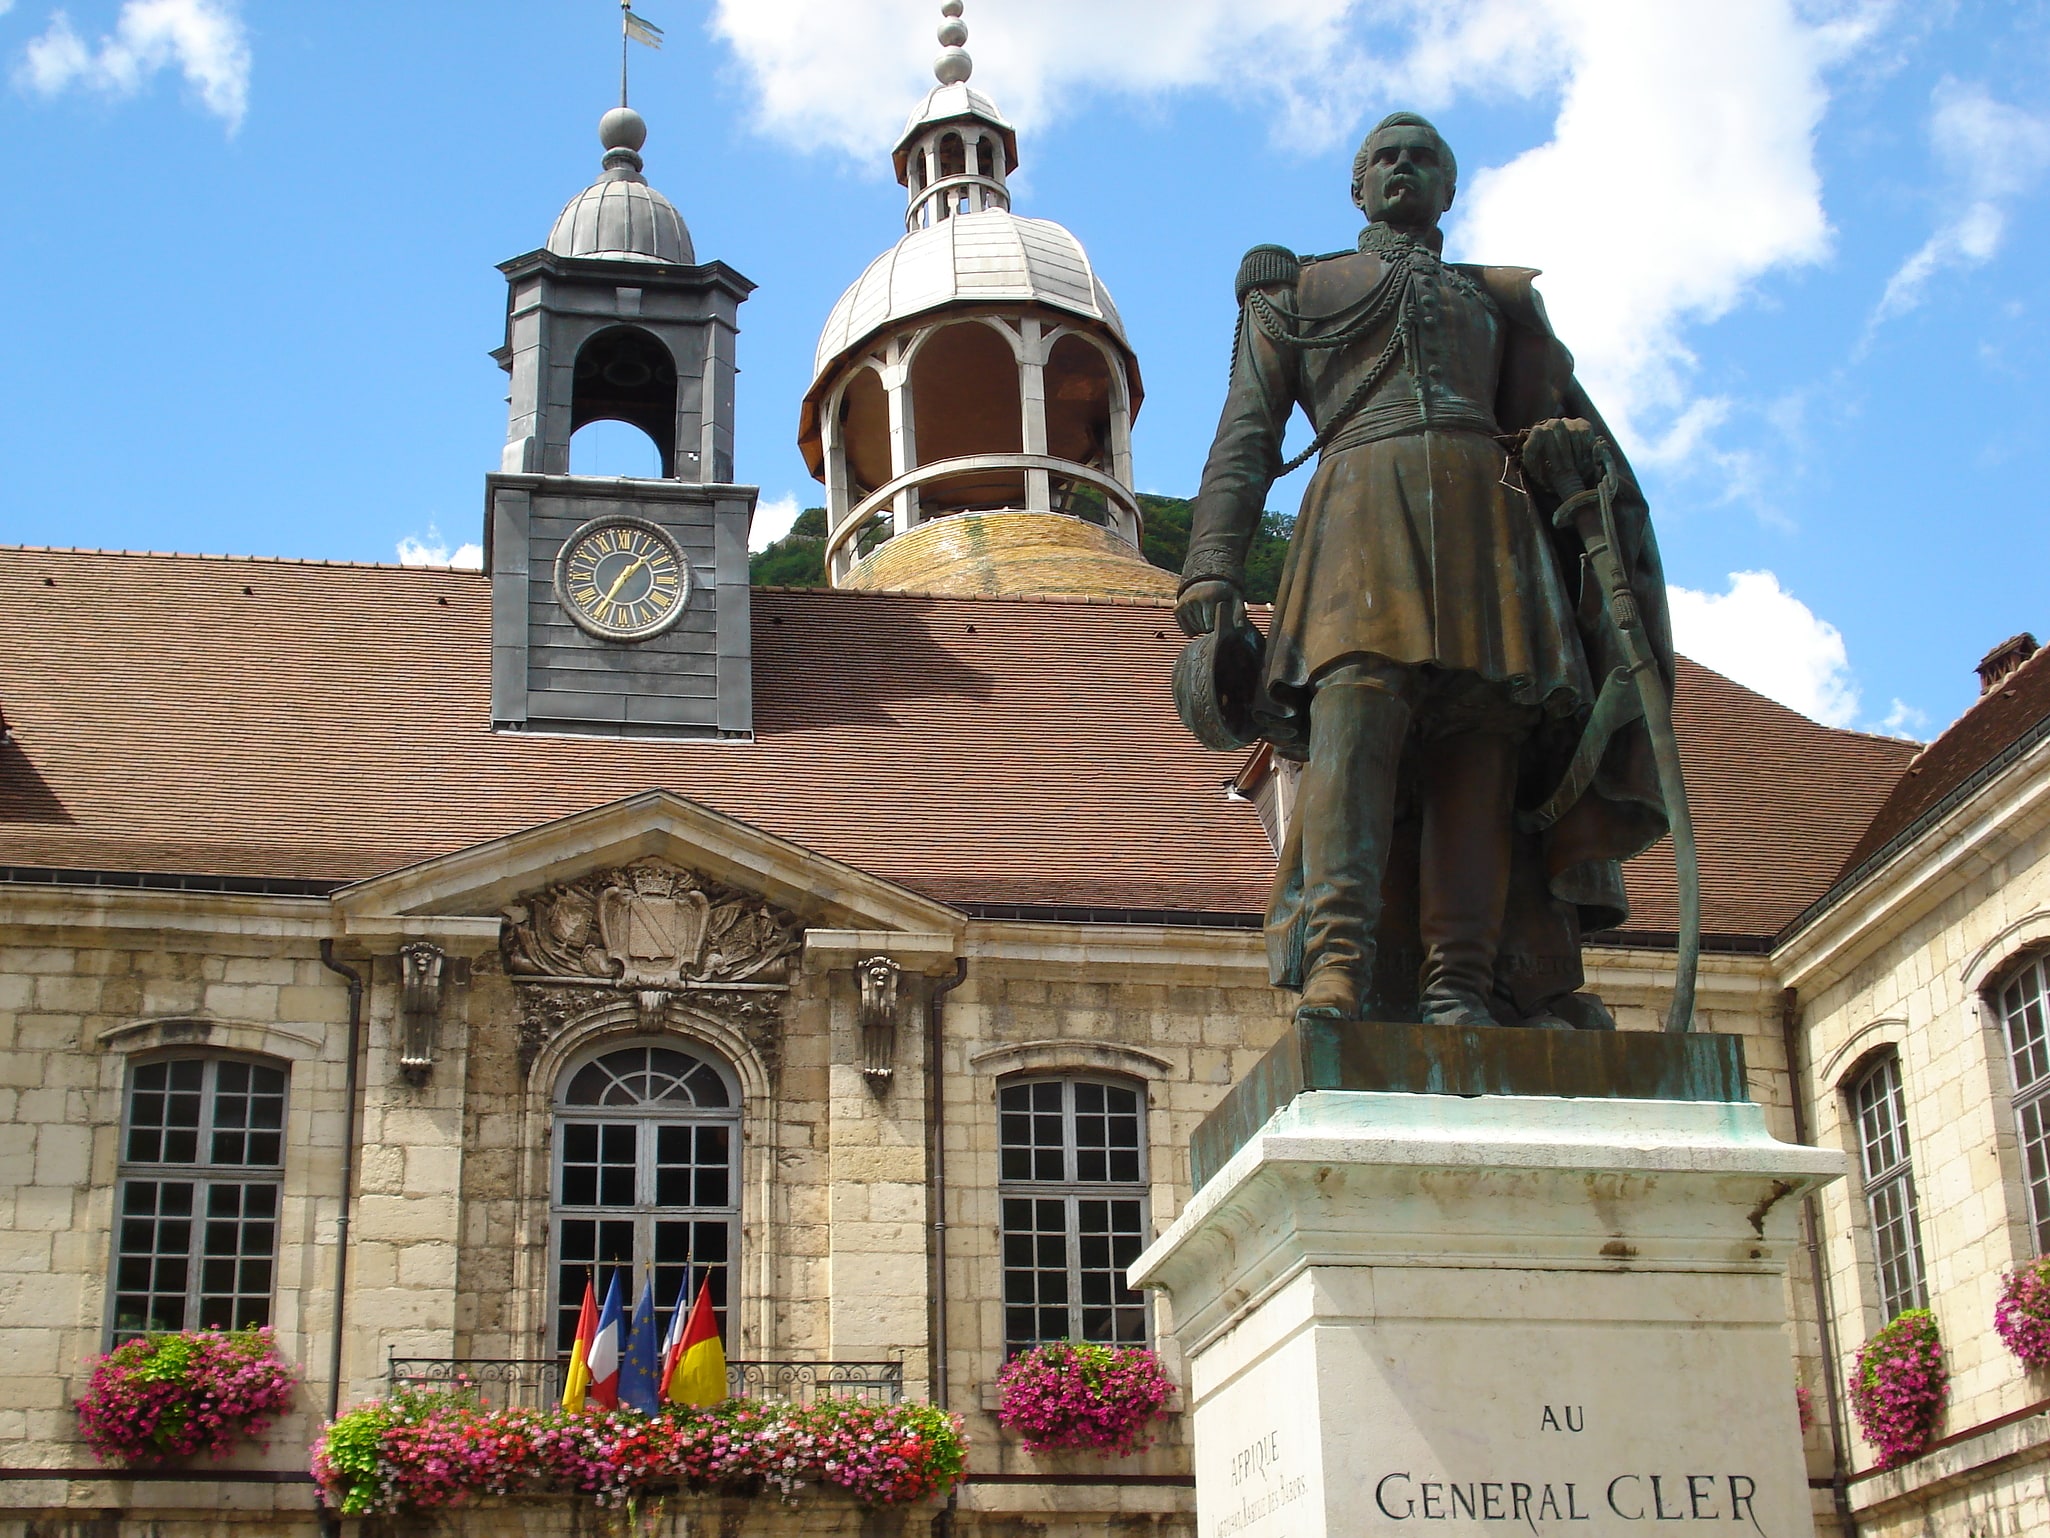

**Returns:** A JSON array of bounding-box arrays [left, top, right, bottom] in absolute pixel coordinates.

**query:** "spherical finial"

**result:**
[[599, 106, 648, 153], [934, 0, 971, 83]]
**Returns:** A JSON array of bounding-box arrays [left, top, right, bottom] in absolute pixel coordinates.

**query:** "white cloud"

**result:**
[[1668, 569, 1860, 728], [1442, 0, 1880, 449], [1871, 79, 2050, 325], [709, 1, 1883, 460], [18, 0, 250, 128], [707, 0, 1376, 164], [397, 526, 483, 571], [749, 494, 804, 553]]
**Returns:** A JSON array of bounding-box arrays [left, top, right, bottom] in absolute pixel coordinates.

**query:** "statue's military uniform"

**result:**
[[1183, 224, 1676, 1024]]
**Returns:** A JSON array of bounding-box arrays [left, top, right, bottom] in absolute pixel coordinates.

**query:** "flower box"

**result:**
[[311, 1390, 966, 1516], [74, 1327, 297, 1467], [1848, 1308, 1947, 1470], [995, 1342, 1175, 1458]]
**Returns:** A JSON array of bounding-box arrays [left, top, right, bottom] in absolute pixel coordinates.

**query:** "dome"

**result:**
[[891, 81, 1017, 182], [811, 209, 1129, 383], [546, 110, 694, 265], [547, 175, 693, 264], [839, 511, 1176, 600]]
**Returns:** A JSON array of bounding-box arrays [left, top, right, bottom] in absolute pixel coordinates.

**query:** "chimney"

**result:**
[[1977, 633, 2040, 694]]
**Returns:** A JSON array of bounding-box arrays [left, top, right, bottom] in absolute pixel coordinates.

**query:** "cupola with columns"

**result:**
[[798, 2, 1171, 599]]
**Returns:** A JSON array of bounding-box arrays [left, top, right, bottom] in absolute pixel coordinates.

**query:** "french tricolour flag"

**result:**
[[585, 1270, 625, 1409]]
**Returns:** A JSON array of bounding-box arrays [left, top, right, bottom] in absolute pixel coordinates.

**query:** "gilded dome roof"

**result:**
[[838, 511, 1176, 601], [545, 107, 695, 265], [811, 209, 1127, 382]]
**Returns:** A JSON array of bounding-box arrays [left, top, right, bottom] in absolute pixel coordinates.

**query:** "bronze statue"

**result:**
[[1176, 112, 1693, 1032]]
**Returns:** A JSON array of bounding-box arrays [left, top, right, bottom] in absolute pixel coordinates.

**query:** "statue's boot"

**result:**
[[1295, 678, 1411, 1023], [1417, 731, 1517, 1028]]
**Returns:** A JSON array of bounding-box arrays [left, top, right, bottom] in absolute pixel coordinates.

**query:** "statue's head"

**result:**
[[1352, 111, 1457, 229]]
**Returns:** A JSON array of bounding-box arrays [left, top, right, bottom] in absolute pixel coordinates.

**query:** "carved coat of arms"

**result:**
[[502, 860, 801, 988]]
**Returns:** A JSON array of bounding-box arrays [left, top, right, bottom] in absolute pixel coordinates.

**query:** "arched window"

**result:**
[[998, 1076, 1149, 1354], [112, 1056, 286, 1341], [1848, 1052, 1928, 1319], [551, 1041, 739, 1353], [1997, 954, 2050, 1252]]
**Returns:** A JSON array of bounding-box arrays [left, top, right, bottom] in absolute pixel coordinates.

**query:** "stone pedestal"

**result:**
[[1132, 1084, 1842, 1538]]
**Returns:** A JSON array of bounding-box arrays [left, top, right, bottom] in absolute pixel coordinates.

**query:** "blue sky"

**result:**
[[0, 1, 2045, 738]]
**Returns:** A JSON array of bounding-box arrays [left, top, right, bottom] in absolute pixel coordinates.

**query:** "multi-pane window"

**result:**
[[999, 1077, 1149, 1354], [551, 1043, 739, 1354], [2000, 956, 2050, 1253], [1850, 1053, 1929, 1320], [112, 1057, 286, 1341]]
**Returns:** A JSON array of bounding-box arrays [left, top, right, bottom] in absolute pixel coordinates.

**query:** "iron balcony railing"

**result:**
[[385, 1354, 904, 1411]]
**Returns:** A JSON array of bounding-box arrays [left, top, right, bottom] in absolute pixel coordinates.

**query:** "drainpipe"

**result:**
[[318, 942, 366, 1427], [926, 957, 968, 1538], [1781, 986, 1857, 1538]]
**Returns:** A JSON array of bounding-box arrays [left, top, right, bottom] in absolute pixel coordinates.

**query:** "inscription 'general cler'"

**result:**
[[1371, 1473, 1768, 1536]]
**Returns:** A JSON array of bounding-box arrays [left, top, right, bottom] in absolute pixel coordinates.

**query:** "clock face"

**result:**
[[554, 518, 691, 641]]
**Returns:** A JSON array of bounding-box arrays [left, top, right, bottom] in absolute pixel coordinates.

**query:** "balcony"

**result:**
[[385, 1355, 904, 1411]]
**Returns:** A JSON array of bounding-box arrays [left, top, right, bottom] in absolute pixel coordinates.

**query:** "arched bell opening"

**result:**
[[1043, 331, 1138, 545], [569, 419, 665, 479], [910, 321, 1024, 515], [836, 367, 893, 506], [572, 325, 678, 477]]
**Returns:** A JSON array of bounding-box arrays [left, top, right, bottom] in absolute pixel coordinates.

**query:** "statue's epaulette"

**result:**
[[1234, 244, 1300, 305]]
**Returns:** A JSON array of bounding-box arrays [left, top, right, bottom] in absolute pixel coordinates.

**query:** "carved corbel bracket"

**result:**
[[398, 941, 446, 1082], [856, 956, 903, 1088]]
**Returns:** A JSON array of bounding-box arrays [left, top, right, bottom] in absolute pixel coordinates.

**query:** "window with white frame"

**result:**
[[1999, 954, 2050, 1253], [112, 1056, 286, 1341], [998, 1076, 1149, 1354], [551, 1042, 739, 1353], [1850, 1053, 1929, 1320]]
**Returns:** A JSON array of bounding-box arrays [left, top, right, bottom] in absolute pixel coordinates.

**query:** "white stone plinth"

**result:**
[[1131, 1092, 1844, 1538]]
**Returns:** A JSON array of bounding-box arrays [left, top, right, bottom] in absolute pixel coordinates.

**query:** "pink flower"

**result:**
[[1848, 1309, 1947, 1470], [75, 1328, 296, 1466], [996, 1342, 1174, 1458]]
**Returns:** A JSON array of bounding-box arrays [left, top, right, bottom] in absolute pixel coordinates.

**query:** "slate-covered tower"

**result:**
[[486, 106, 759, 739]]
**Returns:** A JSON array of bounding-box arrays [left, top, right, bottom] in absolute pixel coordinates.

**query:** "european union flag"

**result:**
[[619, 1275, 663, 1415]]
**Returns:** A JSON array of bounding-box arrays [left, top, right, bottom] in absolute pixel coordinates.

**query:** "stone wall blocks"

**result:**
[[276, 985, 350, 1027], [11, 1187, 77, 1232], [396, 1242, 459, 1290], [0, 948, 78, 976], [200, 984, 279, 1019], [32, 1126, 91, 1189], [831, 1147, 924, 1185]]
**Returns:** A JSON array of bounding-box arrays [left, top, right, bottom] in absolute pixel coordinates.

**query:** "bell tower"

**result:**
[[485, 106, 759, 739]]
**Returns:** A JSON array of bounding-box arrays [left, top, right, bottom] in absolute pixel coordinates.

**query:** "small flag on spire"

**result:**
[[623, 7, 664, 49]]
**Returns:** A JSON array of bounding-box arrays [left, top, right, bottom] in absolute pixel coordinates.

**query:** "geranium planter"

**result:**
[[1995, 1256, 2050, 1370], [74, 1327, 297, 1466], [995, 1342, 1174, 1458], [1848, 1309, 1947, 1469], [311, 1390, 966, 1516]]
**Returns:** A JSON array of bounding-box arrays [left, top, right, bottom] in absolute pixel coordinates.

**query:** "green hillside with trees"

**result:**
[[749, 494, 1293, 601]]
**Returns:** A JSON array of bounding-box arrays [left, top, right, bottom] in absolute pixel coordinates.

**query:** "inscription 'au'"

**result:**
[[1539, 1405, 1585, 1433]]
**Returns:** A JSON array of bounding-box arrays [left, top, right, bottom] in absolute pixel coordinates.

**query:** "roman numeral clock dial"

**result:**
[[553, 517, 692, 641]]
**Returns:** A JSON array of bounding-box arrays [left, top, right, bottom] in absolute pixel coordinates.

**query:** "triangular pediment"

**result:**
[[329, 789, 965, 938]]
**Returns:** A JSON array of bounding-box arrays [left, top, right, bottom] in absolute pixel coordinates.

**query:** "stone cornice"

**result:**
[[1774, 732, 2050, 994]]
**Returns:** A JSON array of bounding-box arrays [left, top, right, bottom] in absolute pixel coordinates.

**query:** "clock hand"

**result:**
[[602, 557, 649, 605]]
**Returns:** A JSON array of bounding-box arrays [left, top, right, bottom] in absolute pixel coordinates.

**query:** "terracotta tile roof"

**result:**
[[0, 546, 1913, 941], [1826, 641, 2050, 889]]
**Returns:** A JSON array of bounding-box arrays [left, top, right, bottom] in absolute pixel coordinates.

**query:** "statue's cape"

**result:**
[[1469, 262, 1677, 932]]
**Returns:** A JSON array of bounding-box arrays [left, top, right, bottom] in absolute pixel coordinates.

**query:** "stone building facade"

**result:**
[[4, 10, 2050, 1538]]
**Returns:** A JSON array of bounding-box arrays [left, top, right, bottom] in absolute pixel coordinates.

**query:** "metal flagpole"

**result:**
[[620, 0, 630, 106]]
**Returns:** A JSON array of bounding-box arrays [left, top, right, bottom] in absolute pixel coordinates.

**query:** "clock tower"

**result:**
[[485, 105, 758, 738]]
